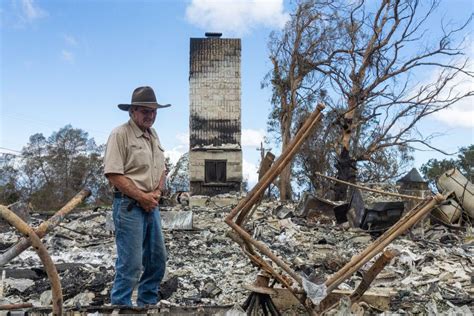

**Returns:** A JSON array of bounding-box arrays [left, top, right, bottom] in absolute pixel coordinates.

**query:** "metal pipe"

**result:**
[[0, 205, 63, 316], [236, 152, 275, 226], [0, 189, 91, 266]]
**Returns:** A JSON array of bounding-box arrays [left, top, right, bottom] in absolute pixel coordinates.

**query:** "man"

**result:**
[[104, 86, 170, 306]]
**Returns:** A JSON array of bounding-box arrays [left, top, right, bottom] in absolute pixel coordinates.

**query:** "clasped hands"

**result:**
[[138, 190, 162, 212]]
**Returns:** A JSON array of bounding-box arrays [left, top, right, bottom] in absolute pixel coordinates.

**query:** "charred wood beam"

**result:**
[[319, 249, 397, 313], [0, 189, 91, 266], [0, 205, 63, 316], [350, 249, 397, 302], [324, 193, 446, 294]]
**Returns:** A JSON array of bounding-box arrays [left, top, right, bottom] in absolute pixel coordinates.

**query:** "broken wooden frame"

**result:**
[[224, 102, 448, 313], [0, 189, 91, 315], [0, 303, 34, 311], [318, 249, 397, 313], [0, 189, 91, 266], [225, 104, 325, 313], [0, 205, 63, 316]]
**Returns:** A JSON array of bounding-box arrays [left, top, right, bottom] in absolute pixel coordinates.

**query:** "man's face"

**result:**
[[131, 106, 157, 130]]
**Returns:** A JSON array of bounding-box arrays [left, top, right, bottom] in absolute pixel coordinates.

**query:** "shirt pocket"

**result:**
[[127, 144, 150, 172]]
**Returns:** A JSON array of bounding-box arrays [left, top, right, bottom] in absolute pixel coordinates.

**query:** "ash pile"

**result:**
[[0, 199, 259, 310], [0, 188, 473, 315]]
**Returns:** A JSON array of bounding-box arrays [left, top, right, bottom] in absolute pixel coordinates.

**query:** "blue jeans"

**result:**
[[110, 196, 167, 306]]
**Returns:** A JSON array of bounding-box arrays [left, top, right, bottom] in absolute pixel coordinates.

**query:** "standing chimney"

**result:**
[[188, 33, 242, 196]]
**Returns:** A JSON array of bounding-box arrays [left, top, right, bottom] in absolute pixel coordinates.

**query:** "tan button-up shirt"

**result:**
[[104, 119, 166, 192]]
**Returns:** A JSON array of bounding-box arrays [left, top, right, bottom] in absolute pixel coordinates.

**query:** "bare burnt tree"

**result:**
[[267, 0, 473, 200], [264, 0, 345, 200]]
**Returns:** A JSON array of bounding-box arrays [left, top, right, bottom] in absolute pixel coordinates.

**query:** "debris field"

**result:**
[[0, 192, 472, 315]]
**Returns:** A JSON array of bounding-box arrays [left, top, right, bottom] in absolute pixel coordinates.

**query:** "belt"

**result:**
[[113, 191, 137, 211], [113, 191, 132, 199]]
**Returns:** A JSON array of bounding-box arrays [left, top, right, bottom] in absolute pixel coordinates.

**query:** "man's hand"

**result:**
[[137, 192, 159, 212], [106, 173, 159, 212]]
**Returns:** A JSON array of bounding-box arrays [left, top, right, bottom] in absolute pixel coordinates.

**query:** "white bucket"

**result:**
[[432, 198, 462, 223], [437, 168, 474, 218]]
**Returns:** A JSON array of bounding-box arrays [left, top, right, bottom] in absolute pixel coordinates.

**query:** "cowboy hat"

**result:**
[[118, 86, 171, 111]]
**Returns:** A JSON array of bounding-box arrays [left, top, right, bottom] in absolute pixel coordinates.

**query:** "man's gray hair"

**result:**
[[128, 105, 137, 117]]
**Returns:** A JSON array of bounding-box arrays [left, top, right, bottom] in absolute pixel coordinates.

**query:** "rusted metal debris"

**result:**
[[0, 189, 91, 266], [314, 172, 425, 201], [324, 194, 446, 294], [25, 304, 240, 315], [350, 249, 397, 302], [236, 151, 275, 227], [242, 270, 281, 315], [0, 205, 63, 316], [225, 104, 325, 314], [224, 102, 449, 314], [318, 249, 398, 313], [0, 302, 33, 310], [344, 188, 406, 231]]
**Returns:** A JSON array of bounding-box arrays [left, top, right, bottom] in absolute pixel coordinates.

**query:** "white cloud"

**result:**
[[61, 50, 74, 63], [432, 42, 474, 128], [164, 132, 189, 164], [242, 128, 265, 147], [243, 158, 259, 187], [433, 101, 474, 128], [185, 0, 288, 35], [165, 147, 186, 165], [20, 0, 47, 23], [176, 132, 190, 147], [63, 34, 78, 46]]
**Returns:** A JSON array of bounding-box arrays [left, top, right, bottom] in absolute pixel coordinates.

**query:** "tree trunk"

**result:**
[[334, 96, 358, 201], [279, 114, 293, 201], [334, 147, 356, 201]]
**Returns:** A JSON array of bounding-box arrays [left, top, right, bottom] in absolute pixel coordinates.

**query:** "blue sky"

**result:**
[[1, 0, 473, 186]]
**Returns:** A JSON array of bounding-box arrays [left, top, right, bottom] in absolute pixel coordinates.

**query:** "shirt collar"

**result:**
[[128, 119, 157, 139]]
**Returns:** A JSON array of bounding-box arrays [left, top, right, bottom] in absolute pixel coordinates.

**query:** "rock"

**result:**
[[201, 281, 222, 298], [4, 278, 34, 292], [67, 292, 95, 308], [39, 290, 52, 306], [160, 275, 179, 300]]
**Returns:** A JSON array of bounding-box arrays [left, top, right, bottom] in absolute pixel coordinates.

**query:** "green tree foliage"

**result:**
[[421, 145, 474, 185], [20, 125, 110, 212], [0, 153, 21, 205]]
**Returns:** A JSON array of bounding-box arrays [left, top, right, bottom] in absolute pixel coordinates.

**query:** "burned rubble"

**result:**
[[0, 189, 472, 314]]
